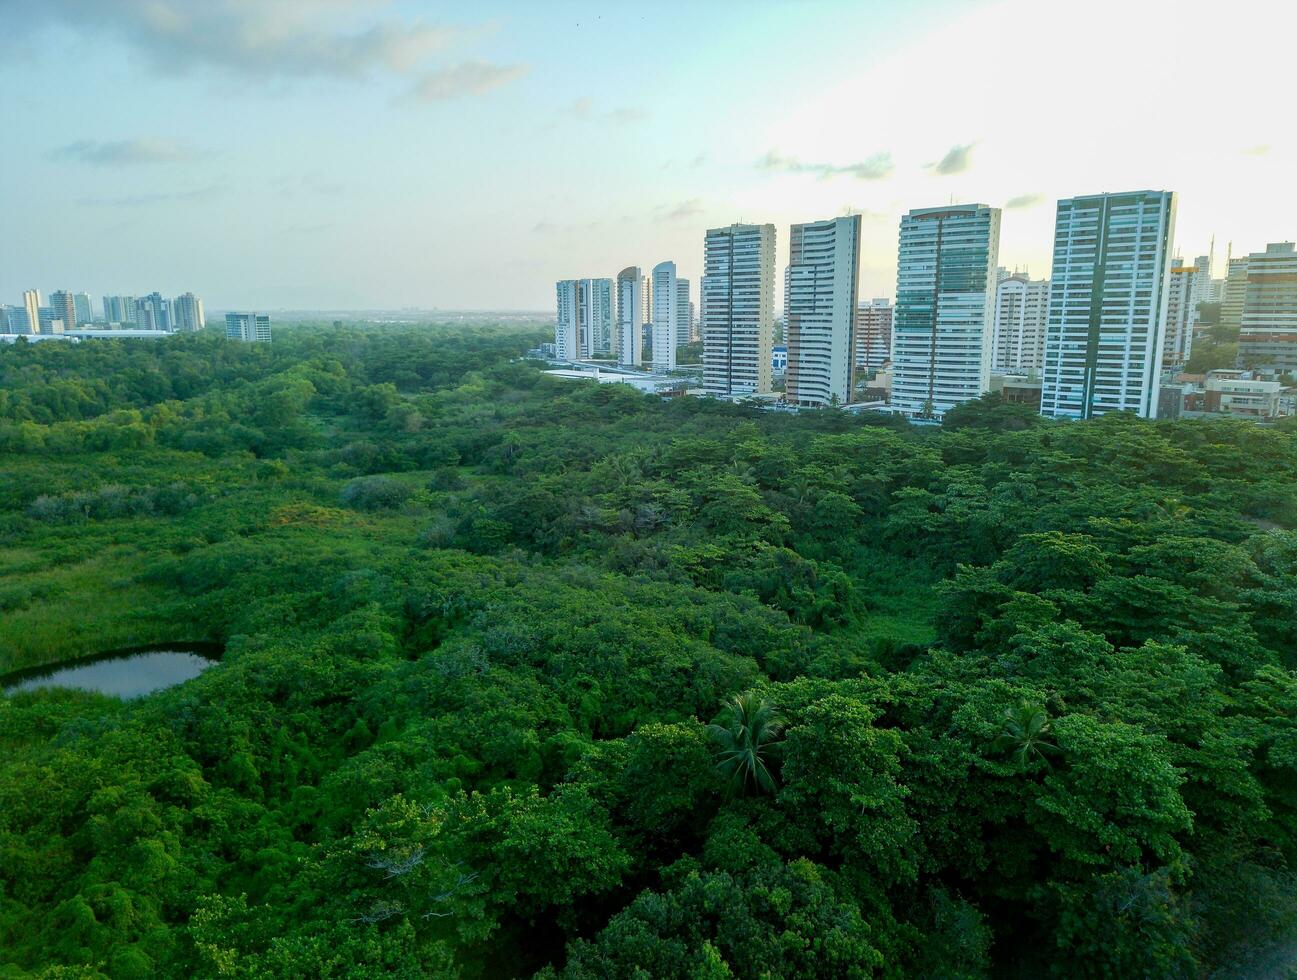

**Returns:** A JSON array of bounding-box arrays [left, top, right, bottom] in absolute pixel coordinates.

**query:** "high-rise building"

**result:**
[[784, 215, 862, 407], [103, 295, 137, 325], [892, 204, 1001, 418], [172, 292, 206, 332], [854, 298, 893, 373], [38, 308, 64, 334], [48, 291, 76, 333], [676, 279, 691, 349], [991, 275, 1049, 373], [1221, 256, 1249, 332], [1238, 242, 1297, 375], [701, 222, 776, 397], [554, 278, 612, 360], [1040, 190, 1176, 420], [134, 292, 172, 332], [615, 267, 643, 367], [72, 293, 93, 327], [22, 290, 41, 334], [1162, 264, 1198, 368], [2, 306, 28, 333], [652, 261, 680, 371], [225, 312, 271, 343]]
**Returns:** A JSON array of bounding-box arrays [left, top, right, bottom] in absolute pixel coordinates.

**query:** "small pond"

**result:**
[[2, 645, 220, 699]]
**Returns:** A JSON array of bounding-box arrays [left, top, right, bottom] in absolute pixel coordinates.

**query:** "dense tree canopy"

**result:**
[[1, 322, 1295, 977]]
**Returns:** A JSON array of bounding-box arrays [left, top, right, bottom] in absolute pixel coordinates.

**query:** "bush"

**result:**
[[338, 475, 411, 511]]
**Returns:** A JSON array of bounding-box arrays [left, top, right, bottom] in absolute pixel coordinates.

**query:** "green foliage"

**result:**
[[1, 321, 1296, 977]]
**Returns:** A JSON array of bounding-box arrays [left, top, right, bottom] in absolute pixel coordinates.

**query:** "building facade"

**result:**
[[991, 275, 1049, 373], [854, 298, 893, 372], [135, 292, 172, 332], [1238, 242, 1297, 374], [784, 214, 862, 407], [1221, 256, 1249, 333], [103, 295, 137, 325], [22, 290, 41, 334], [72, 293, 93, 327], [554, 278, 613, 360], [225, 312, 271, 343], [701, 222, 776, 397], [651, 261, 680, 371], [172, 292, 206, 332], [615, 267, 643, 367], [1040, 190, 1176, 419], [892, 204, 1001, 418], [1162, 263, 1197, 368], [48, 291, 76, 334]]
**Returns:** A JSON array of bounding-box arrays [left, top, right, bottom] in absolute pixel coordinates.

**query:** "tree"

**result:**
[[990, 701, 1058, 770], [707, 692, 785, 796]]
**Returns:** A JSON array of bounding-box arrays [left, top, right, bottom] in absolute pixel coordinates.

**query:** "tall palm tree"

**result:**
[[991, 701, 1059, 769], [708, 692, 785, 796]]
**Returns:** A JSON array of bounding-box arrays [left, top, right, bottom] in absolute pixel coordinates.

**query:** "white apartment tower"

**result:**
[[854, 298, 893, 372], [991, 275, 1050, 373], [554, 278, 613, 360], [1162, 264, 1197, 368], [651, 261, 680, 371], [892, 204, 1001, 418], [225, 312, 271, 343], [616, 267, 644, 367], [785, 214, 862, 407], [1040, 190, 1177, 419], [22, 290, 41, 334], [701, 222, 776, 397], [675, 278, 691, 349]]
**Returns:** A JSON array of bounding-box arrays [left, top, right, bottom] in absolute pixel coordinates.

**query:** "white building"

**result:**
[[172, 292, 206, 332], [785, 214, 862, 407], [854, 298, 893, 372], [615, 267, 643, 367], [651, 261, 681, 371], [22, 290, 40, 334], [72, 293, 93, 327], [1040, 190, 1176, 419], [991, 275, 1050, 373], [1162, 264, 1197, 368], [554, 278, 613, 360], [1239, 242, 1297, 375], [701, 222, 776, 397], [892, 204, 1001, 418], [103, 295, 136, 325], [225, 312, 271, 343], [675, 279, 691, 349]]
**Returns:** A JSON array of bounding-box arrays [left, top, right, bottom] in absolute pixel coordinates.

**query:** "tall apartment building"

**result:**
[[103, 295, 136, 324], [554, 278, 613, 360], [22, 290, 41, 334], [651, 261, 681, 371], [615, 267, 643, 367], [892, 204, 1001, 418], [784, 214, 862, 407], [72, 293, 93, 327], [854, 298, 893, 372], [225, 312, 271, 343], [991, 275, 1049, 373], [675, 279, 691, 348], [172, 292, 206, 332], [1162, 264, 1197, 368], [701, 222, 776, 397], [1238, 242, 1297, 374], [1221, 256, 1249, 332], [135, 292, 172, 332], [48, 291, 76, 333], [1040, 190, 1176, 419]]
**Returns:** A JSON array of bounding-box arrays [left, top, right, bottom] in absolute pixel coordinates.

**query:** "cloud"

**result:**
[[1005, 193, 1045, 209], [560, 98, 647, 125], [408, 61, 528, 102], [661, 199, 704, 222], [4, 1, 503, 89], [77, 183, 229, 207], [759, 149, 893, 181], [930, 142, 976, 175], [48, 138, 198, 166], [1242, 144, 1270, 156]]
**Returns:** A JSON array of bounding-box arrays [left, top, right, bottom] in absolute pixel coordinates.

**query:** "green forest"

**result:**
[[1, 323, 1295, 978]]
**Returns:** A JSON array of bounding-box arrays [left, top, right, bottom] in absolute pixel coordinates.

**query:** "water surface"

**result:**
[[3, 646, 219, 698]]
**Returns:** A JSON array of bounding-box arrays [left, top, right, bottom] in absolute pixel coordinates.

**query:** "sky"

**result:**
[[2, 0, 1294, 312]]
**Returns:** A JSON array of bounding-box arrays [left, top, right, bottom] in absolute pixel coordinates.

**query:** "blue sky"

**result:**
[[2, 0, 1291, 311]]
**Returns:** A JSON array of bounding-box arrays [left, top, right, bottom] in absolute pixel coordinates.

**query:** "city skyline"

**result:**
[[2, 0, 1292, 311]]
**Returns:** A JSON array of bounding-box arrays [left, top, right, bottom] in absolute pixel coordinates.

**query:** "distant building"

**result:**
[[134, 292, 172, 332], [999, 376, 1043, 409], [2, 306, 27, 332], [225, 312, 271, 343], [772, 344, 788, 374], [48, 291, 76, 334], [676, 278, 692, 349], [1162, 264, 1197, 368], [172, 292, 206, 332], [103, 295, 137, 325], [22, 290, 41, 334], [555, 280, 580, 360], [1238, 242, 1297, 375], [1221, 256, 1249, 333], [855, 298, 893, 372], [554, 278, 612, 360], [991, 275, 1049, 373], [785, 214, 862, 407], [72, 293, 93, 327], [892, 204, 1001, 418], [37, 309, 64, 334], [615, 267, 644, 367], [652, 261, 681, 371], [1165, 369, 1287, 420], [1040, 190, 1176, 419], [702, 222, 777, 397]]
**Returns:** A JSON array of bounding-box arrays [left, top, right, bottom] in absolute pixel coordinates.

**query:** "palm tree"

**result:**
[[991, 701, 1059, 769], [708, 692, 786, 796]]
